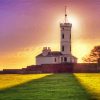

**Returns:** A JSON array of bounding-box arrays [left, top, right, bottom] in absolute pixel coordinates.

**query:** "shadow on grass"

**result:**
[[0, 74, 95, 100]]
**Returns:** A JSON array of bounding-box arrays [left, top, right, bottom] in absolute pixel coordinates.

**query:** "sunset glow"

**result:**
[[68, 15, 80, 29], [0, 0, 100, 69]]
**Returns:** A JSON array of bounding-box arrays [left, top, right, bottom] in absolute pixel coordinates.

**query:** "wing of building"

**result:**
[[36, 47, 77, 65]]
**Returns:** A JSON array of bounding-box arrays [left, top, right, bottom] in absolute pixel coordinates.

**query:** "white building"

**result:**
[[36, 8, 77, 65]]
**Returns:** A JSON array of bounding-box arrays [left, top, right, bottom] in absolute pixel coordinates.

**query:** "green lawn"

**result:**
[[0, 74, 99, 100]]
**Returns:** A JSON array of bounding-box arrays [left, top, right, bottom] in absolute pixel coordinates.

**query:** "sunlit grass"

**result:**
[[0, 73, 100, 100], [0, 74, 91, 100], [75, 73, 100, 100], [0, 74, 51, 90]]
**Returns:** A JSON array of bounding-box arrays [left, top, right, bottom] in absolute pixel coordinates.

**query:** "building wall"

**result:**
[[61, 42, 71, 55], [60, 55, 77, 63], [36, 55, 77, 65], [60, 23, 72, 55], [36, 56, 61, 65]]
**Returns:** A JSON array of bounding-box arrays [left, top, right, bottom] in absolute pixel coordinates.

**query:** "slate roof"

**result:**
[[36, 51, 63, 57], [36, 51, 77, 59]]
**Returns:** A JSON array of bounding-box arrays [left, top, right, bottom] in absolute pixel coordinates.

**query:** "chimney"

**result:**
[[48, 47, 51, 53], [42, 47, 48, 56]]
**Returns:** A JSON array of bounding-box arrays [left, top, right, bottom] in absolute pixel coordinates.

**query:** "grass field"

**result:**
[[75, 73, 100, 100], [0, 73, 100, 100]]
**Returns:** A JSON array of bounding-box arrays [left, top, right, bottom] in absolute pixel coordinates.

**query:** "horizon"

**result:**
[[0, 0, 100, 70]]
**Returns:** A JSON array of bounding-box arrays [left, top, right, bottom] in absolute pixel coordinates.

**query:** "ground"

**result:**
[[0, 73, 100, 100]]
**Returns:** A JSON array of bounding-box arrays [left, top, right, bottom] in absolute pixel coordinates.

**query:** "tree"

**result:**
[[83, 46, 100, 64]]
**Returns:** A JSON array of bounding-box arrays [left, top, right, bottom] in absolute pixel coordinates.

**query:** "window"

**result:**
[[54, 58, 56, 62], [70, 34, 71, 40], [64, 57, 67, 62], [62, 34, 64, 39], [61, 57, 63, 62], [62, 45, 64, 51], [70, 45, 71, 52], [62, 27, 64, 30]]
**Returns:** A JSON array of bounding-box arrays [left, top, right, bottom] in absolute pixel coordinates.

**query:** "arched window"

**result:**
[[62, 27, 64, 30], [62, 45, 64, 51], [54, 58, 56, 62], [64, 57, 67, 62], [62, 34, 64, 39], [61, 57, 63, 62]]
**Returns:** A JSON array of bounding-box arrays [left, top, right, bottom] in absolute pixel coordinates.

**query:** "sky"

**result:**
[[0, 0, 100, 70]]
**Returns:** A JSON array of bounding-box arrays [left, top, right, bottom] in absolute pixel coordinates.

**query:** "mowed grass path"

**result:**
[[0, 74, 99, 100]]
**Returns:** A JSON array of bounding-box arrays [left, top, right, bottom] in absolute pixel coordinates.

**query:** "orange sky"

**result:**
[[0, 0, 100, 70]]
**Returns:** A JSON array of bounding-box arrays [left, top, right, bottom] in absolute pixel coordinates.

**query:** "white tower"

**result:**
[[60, 7, 72, 55], [36, 7, 77, 65]]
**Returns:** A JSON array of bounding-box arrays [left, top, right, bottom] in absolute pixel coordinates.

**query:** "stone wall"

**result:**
[[0, 63, 99, 74], [73, 63, 98, 73]]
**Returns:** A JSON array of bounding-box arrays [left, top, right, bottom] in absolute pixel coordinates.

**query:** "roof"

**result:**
[[36, 51, 77, 59], [36, 51, 63, 57]]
